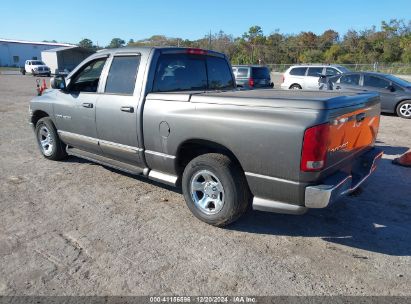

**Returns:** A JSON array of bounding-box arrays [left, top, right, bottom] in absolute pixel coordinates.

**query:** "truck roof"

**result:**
[[94, 46, 225, 57]]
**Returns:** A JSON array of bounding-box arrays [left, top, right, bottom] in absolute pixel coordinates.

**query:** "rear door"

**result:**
[[362, 74, 393, 112], [95, 53, 144, 166], [251, 67, 272, 88], [305, 67, 324, 90], [334, 73, 362, 91]]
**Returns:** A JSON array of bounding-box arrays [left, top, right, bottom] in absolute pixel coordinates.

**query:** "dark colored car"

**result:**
[[232, 65, 273, 89], [328, 72, 411, 119]]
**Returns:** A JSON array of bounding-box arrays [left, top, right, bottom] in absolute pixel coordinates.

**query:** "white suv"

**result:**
[[280, 65, 350, 90], [21, 60, 51, 77]]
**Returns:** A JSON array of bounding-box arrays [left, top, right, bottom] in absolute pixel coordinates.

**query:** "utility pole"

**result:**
[[208, 30, 212, 49]]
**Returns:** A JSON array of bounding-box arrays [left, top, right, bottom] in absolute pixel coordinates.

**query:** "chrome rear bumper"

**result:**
[[305, 148, 383, 208]]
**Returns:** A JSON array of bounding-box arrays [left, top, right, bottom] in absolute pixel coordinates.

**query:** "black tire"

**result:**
[[182, 153, 250, 227], [32, 69, 36, 76], [35, 117, 67, 160], [47, 73, 51, 77], [290, 84, 302, 90], [396, 100, 411, 119], [21, 69, 26, 75]]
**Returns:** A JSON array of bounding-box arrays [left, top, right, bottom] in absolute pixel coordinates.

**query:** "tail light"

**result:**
[[248, 78, 255, 87], [301, 123, 330, 171], [281, 74, 285, 83]]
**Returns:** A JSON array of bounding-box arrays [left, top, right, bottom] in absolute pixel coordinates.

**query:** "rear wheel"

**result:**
[[35, 117, 67, 160], [396, 100, 411, 119], [182, 153, 250, 227], [290, 84, 302, 90]]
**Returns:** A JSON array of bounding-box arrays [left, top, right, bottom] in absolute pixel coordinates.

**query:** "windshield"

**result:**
[[32, 61, 45, 65], [384, 74, 411, 88]]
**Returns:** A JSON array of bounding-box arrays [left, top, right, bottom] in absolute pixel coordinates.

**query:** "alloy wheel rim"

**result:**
[[399, 103, 411, 117], [38, 126, 54, 156], [190, 170, 225, 215]]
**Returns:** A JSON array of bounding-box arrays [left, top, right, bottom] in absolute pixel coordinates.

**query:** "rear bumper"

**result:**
[[250, 147, 383, 214], [305, 148, 383, 208]]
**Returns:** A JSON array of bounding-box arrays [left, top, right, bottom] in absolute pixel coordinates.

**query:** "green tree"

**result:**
[[78, 38, 94, 50], [107, 38, 125, 48]]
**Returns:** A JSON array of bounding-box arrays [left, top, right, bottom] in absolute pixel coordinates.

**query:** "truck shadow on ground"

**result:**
[[64, 145, 410, 257], [230, 155, 411, 257]]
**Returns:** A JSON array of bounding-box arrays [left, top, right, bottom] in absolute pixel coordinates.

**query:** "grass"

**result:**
[[0, 66, 20, 71]]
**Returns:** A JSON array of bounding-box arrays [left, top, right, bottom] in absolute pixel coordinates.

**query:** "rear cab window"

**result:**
[[153, 53, 234, 92], [289, 67, 307, 76]]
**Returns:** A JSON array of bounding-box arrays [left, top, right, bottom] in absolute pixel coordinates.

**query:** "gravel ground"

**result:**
[[0, 75, 410, 296]]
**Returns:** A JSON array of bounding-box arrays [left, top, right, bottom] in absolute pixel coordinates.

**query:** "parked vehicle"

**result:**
[[21, 60, 51, 77], [29, 47, 382, 226], [232, 65, 273, 89], [327, 72, 411, 119], [281, 64, 350, 90]]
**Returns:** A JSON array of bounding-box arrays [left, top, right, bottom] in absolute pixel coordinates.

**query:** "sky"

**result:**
[[1, 0, 411, 46]]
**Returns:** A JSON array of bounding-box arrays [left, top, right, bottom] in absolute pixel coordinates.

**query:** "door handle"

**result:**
[[82, 103, 93, 108], [121, 106, 134, 113]]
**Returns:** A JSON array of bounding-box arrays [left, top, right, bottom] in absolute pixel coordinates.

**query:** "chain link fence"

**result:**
[[267, 63, 411, 75]]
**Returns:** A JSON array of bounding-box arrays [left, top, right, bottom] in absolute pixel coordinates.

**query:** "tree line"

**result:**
[[77, 19, 411, 65]]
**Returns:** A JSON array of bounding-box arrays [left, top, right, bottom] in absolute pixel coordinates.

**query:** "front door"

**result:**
[[95, 54, 143, 166], [53, 56, 108, 154]]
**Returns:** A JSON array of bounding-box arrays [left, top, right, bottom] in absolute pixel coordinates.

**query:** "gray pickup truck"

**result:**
[[29, 47, 383, 226]]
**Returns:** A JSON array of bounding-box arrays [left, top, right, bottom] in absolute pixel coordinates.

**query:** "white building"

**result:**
[[0, 39, 74, 67], [42, 46, 95, 74]]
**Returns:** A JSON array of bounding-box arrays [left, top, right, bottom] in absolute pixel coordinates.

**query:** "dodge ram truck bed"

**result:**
[[29, 47, 382, 226]]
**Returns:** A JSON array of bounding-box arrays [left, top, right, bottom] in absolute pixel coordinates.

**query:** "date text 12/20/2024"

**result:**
[[149, 296, 257, 303]]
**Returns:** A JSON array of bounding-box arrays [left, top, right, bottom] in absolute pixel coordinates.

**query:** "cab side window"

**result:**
[[105, 55, 141, 94], [363, 75, 390, 89], [69, 58, 107, 93]]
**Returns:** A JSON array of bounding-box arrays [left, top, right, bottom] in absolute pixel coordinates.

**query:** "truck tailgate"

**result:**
[[325, 96, 380, 170]]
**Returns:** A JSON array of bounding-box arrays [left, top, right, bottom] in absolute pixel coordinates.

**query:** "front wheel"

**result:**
[[182, 153, 250, 227], [35, 117, 67, 160], [396, 100, 411, 119]]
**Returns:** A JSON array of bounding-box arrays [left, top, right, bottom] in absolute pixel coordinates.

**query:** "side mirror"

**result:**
[[50, 76, 66, 90], [386, 85, 395, 92]]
